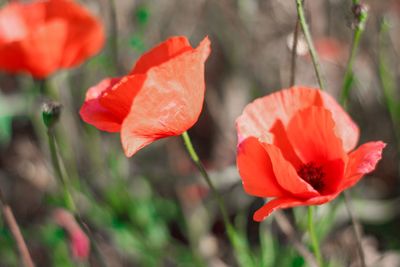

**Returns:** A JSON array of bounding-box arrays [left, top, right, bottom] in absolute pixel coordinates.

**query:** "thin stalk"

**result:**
[[43, 104, 109, 267], [343, 192, 366, 267], [181, 131, 254, 267], [295, 0, 326, 90], [275, 211, 318, 267], [378, 19, 400, 152], [47, 129, 76, 212], [290, 17, 300, 87], [340, 4, 368, 107], [0, 191, 35, 267], [307, 207, 323, 267], [108, 0, 120, 74], [337, 3, 368, 267]]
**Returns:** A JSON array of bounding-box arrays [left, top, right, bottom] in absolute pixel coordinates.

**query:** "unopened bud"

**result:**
[[42, 101, 62, 129]]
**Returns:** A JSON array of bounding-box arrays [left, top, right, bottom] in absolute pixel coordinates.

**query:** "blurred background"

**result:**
[[0, 0, 400, 266]]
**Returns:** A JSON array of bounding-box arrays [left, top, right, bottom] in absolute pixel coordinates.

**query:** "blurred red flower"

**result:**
[[53, 208, 90, 261], [236, 87, 385, 222], [0, 0, 104, 78], [80, 36, 211, 157]]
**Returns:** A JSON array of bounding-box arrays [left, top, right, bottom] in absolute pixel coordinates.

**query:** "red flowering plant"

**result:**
[[0, 0, 104, 78], [80, 36, 211, 157], [236, 87, 385, 222]]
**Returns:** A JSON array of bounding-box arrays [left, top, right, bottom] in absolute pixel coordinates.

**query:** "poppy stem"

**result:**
[[108, 0, 120, 74], [343, 192, 366, 267], [290, 17, 300, 87], [307, 206, 323, 267], [339, 3, 368, 107], [378, 19, 400, 153], [42, 103, 109, 267], [295, 0, 326, 90], [181, 131, 255, 267], [338, 3, 368, 267], [0, 190, 35, 267], [47, 128, 76, 212]]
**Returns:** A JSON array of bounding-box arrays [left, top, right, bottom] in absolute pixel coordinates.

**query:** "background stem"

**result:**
[[290, 17, 300, 87], [0, 191, 35, 267], [340, 3, 368, 107]]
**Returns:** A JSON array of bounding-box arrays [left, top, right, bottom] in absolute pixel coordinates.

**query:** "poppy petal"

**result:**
[[0, 0, 104, 78], [236, 86, 320, 143], [236, 87, 359, 152], [317, 91, 359, 152], [340, 141, 386, 190], [270, 119, 302, 168], [262, 143, 319, 198], [79, 78, 122, 132], [253, 193, 339, 221], [44, 0, 105, 68], [130, 36, 193, 75], [320, 158, 345, 195], [236, 137, 287, 198], [0, 19, 68, 78], [99, 74, 147, 121], [287, 106, 345, 163], [121, 37, 211, 157]]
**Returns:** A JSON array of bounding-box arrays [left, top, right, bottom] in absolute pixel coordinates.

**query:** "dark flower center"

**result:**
[[297, 162, 325, 192]]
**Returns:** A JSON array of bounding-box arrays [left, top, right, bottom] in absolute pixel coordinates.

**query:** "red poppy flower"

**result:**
[[80, 36, 211, 157], [0, 0, 104, 78], [236, 87, 385, 222]]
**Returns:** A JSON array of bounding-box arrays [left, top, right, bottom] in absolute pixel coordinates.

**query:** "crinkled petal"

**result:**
[[236, 86, 321, 143], [317, 90, 359, 152], [130, 36, 193, 75], [236, 137, 287, 198], [262, 143, 319, 198], [253, 193, 339, 221], [340, 141, 386, 190], [121, 37, 211, 157], [79, 77, 122, 132], [287, 106, 345, 163], [235, 87, 359, 152]]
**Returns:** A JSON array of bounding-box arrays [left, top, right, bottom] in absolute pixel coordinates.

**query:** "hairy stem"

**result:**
[[340, 3, 368, 107], [338, 3, 368, 267], [308, 207, 323, 267], [296, 0, 326, 90], [181, 131, 254, 267]]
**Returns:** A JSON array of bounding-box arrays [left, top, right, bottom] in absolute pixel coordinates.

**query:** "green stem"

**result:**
[[108, 0, 120, 74], [378, 19, 400, 151], [181, 131, 254, 267], [181, 132, 232, 231], [307, 207, 323, 267], [296, 0, 326, 90], [47, 129, 76, 212], [340, 4, 368, 107], [337, 5, 368, 266], [47, 129, 109, 267]]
